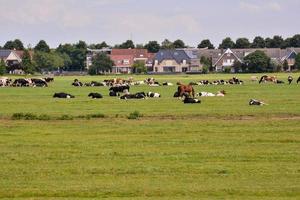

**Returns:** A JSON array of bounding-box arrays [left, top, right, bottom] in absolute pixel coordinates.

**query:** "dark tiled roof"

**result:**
[[0, 50, 12, 59], [154, 49, 190, 64]]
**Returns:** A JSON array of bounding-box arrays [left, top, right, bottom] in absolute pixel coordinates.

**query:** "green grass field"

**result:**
[[0, 73, 299, 199]]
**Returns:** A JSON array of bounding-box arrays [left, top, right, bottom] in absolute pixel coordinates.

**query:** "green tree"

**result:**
[[173, 39, 185, 48], [88, 53, 114, 75], [219, 37, 235, 49], [251, 36, 266, 48], [290, 34, 300, 47], [0, 59, 6, 75], [119, 40, 135, 49], [21, 50, 35, 74], [144, 41, 160, 53], [265, 36, 284, 48], [34, 40, 50, 52], [200, 56, 212, 72], [295, 53, 300, 70], [243, 50, 271, 73], [13, 39, 25, 50], [33, 51, 64, 72], [3, 41, 16, 49], [132, 60, 146, 74], [235, 38, 250, 49], [161, 39, 175, 49], [198, 39, 214, 49]]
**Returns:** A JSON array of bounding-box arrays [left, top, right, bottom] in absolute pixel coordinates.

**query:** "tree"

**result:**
[[200, 56, 212, 72], [290, 34, 300, 47], [235, 38, 250, 49], [119, 40, 135, 49], [132, 60, 146, 74], [295, 53, 300, 70], [88, 53, 114, 75], [33, 51, 64, 72], [219, 37, 235, 49], [198, 39, 214, 49], [251, 36, 266, 48], [161, 39, 174, 49], [4, 41, 16, 50], [243, 50, 271, 72], [21, 49, 35, 74], [265, 36, 284, 48], [0, 59, 6, 75], [173, 39, 185, 48], [13, 39, 24, 50], [34, 40, 50, 52], [144, 41, 160, 53]]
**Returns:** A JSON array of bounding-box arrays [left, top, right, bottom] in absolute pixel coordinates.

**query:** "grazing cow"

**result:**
[[177, 83, 195, 98], [147, 92, 161, 98], [53, 92, 75, 98], [31, 78, 48, 87], [44, 77, 54, 82], [72, 79, 83, 87], [88, 93, 103, 99], [259, 75, 277, 84], [249, 99, 267, 106], [12, 78, 30, 87], [109, 85, 130, 95], [297, 76, 300, 84], [288, 76, 293, 85]]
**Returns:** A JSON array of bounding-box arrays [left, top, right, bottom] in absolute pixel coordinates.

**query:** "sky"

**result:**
[[0, 0, 299, 48]]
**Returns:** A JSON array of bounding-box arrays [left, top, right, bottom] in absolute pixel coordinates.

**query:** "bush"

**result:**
[[87, 113, 105, 119], [127, 111, 143, 120], [11, 113, 38, 120], [224, 67, 231, 73], [38, 114, 51, 120]]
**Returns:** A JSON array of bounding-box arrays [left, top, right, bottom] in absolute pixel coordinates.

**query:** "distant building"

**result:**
[[0, 49, 33, 74]]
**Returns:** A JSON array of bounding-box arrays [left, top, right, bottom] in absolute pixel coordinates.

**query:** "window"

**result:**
[[123, 59, 130, 64]]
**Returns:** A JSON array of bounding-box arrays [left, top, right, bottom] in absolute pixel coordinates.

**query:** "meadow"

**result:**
[[0, 73, 299, 199]]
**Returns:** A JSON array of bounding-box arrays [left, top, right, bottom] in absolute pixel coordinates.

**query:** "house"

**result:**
[[0, 49, 30, 74], [152, 49, 201, 73], [86, 48, 112, 69], [199, 48, 300, 72], [109, 49, 153, 74]]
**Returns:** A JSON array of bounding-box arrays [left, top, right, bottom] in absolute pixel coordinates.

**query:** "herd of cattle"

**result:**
[[0, 77, 54, 87], [1, 75, 299, 104]]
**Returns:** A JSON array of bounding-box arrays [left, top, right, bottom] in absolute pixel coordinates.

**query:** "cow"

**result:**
[[297, 76, 300, 84], [183, 97, 201, 104], [249, 99, 267, 106], [276, 80, 285, 84], [147, 92, 161, 98], [53, 92, 75, 98], [91, 81, 105, 87], [0, 77, 12, 87], [109, 85, 130, 95], [44, 77, 54, 82], [288, 76, 293, 85], [72, 79, 83, 87], [88, 93, 103, 99], [120, 92, 146, 100], [162, 82, 173, 86], [12, 78, 30, 87], [31, 78, 48, 87], [109, 91, 119, 96], [173, 91, 180, 97]]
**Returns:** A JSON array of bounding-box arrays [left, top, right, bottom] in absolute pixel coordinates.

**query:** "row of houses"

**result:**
[[87, 47, 300, 73]]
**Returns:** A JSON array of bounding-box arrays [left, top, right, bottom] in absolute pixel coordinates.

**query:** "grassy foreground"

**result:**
[[0, 73, 299, 199]]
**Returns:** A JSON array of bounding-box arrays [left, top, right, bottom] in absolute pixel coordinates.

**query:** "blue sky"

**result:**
[[0, 0, 299, 48]]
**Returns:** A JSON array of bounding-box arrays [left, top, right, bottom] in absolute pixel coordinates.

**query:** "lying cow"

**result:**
[[183, 97, 201, 104], [12, 78, 30, 87], [147, 92, 161, 98], [88, 93, 103, 99], [53, 92, 75, 98], [249, 99, 267, 106], [109, 85, 130, 95], [72, 79, 83, 87], [162, 82, 173, 86], [0, 77, 12, 87], [276, 80, 285, 84], [120, 92, 146, 100], [109, 91, 120, 96]]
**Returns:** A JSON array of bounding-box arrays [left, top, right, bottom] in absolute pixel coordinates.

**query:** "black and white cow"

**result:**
[[31, 78, 48, 87], [288, 76, 293, 85], [162, 82, 173, 86], [0, 77, 12, 87], [109, 85, 130, 96], [44, 77, 54, 82], [183, 97, 201, 104], [147, 92, 161, 98], [88, 93, 103, 99], [120, 92, 146, 100], [276, 80, 285, 84], [109, 91, 119, 96], [72, 79, 83, 87], [12, 78, 30, 87], [296, 76, 300, 84], [249, 99, 267, 106], [53, 92, 75, 98]]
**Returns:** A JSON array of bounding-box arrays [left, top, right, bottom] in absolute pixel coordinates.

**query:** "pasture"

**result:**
[[0, 73, 299, 199]]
